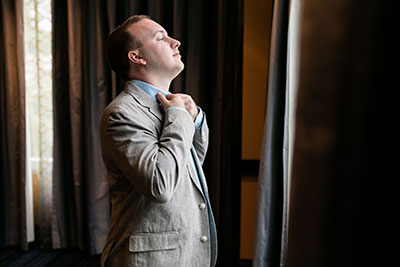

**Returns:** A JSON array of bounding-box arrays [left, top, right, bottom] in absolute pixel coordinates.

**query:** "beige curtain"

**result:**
[[23, 0, 53, 247], [0, 0, 27, 250]]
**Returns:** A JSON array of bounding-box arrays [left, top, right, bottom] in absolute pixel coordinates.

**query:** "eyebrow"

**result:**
[[153, 30, 167, 37]]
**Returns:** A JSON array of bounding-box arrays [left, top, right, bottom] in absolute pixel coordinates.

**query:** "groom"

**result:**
[[99, 15, 217, 267]]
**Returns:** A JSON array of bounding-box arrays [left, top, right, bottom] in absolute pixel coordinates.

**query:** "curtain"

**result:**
[[0, 0, 27, 250], [23, 0, 53, 247], [285, 1, 394, 266], [187, 2, 243, 266], [253, 0, 288, 266], [255, 0, 395, 266], [51, 1, 243, 263], [51, 0, 112, 254], [280, 0, 302, 264]]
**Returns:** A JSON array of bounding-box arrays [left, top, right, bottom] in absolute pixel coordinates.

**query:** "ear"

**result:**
[[128, 50, 146, 65]]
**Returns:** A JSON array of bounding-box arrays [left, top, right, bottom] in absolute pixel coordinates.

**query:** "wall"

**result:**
[[240, 0, 273, 260]]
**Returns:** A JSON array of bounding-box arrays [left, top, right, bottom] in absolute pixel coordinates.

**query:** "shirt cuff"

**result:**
[[194, 107, 204, 129], [167, 107, 204, 129], [167, 107, 188, 113]]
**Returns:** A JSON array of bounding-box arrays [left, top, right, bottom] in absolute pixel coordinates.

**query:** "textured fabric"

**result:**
[[0, 0, 27, 250], [134, 80, 217, 265], [280, 0, 302, 264], [23, 0, 52, 247], [285, 1, 395, 266], [252, 1, 288, 266], [100, 81, 216, 267], [254, 0, 395, 266], [190, 148, 217, 266], [51, 0, 112, 254], [134, 79, 217, 264]]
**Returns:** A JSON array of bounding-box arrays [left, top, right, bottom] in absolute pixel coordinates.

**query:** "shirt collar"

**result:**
[[131, 80, 170, 101]]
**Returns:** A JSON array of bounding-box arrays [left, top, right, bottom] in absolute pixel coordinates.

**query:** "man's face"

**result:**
[[129, 19, 184, 78]]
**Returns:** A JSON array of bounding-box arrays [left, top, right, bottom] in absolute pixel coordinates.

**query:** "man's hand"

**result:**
[[157, 93, 199, 120], [157, 93, 185, 110], [174, 93, 198, 120]]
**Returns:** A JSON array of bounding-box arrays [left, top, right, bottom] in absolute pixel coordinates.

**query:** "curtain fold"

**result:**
[[51, 0, 243, 262], [254, 0, 394, 266], [198, 2, 243, 266], [280, 0, 302, 265], [285, 1, 394, 266], [51, 0, 112, 254], [0, 0, 27, 250], [253, 0, 288, 266]]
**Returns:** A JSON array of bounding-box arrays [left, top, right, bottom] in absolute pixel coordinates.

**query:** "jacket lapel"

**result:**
[[124, 81, 164, 123], [187, 164, 203, 196], [189, 147, 207, 197]]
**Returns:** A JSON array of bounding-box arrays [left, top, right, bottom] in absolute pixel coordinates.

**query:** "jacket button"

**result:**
[[200, 236, 208, 243], [201, 132, 207, 143], [199, 203, 206, 210]]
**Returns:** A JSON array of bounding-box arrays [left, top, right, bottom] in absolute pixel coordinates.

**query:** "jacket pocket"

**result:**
[[129, 231, 180, 252], [129, 231, 181, 267]]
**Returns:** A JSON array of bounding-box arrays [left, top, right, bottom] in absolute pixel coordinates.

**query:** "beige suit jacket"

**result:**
[[99, 81, 216, 267]]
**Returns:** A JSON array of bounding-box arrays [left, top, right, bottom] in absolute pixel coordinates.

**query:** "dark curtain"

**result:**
[[253, 0, 288, 266], [52, 0, 243, 264], [51, 0, 113, 254], [0, 0, 27, 250], [254, 0, 395, 266], [285, 1, 395, 266]]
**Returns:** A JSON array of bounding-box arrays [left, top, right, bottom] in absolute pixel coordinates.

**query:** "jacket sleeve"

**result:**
[[192, 112, 209, 165], [100, 105, 195, 203]]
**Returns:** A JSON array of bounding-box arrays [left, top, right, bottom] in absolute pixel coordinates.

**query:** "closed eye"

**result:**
[[154, 29, 168, 41]]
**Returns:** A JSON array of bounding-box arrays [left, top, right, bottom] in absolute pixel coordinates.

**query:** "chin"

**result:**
[[175, 62, 185, 74], [178, 61, 185, 71]]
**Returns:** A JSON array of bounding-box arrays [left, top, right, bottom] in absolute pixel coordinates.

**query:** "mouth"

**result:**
[[173, 51, 180, 57]]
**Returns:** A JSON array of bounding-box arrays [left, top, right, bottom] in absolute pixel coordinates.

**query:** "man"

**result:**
[[99, 15, 217, 267]]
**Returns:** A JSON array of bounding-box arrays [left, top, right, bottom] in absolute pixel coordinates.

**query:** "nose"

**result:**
[[170, 37, 180, 49]]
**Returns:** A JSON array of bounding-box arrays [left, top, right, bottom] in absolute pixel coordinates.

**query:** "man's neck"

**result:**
[[143, 78, 171, 93], [132, 73, 171, 93]]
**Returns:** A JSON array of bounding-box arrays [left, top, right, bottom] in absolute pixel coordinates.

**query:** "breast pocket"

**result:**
[[129, 231, 181, 267]]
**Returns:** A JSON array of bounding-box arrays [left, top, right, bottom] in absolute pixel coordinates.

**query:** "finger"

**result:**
[[166, 93, 179, 100], [156, 93, 168, 104], [167, 94, 185, 103], [174, 93, 191, 100], [185, 103, 195, 109], [175, 94, 194, 106]]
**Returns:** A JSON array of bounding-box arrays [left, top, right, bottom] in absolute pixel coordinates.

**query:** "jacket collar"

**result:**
[[124, 80, 164, 122]]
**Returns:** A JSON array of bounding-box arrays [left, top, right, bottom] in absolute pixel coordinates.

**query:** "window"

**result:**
[[23, 0, 53, 241]]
